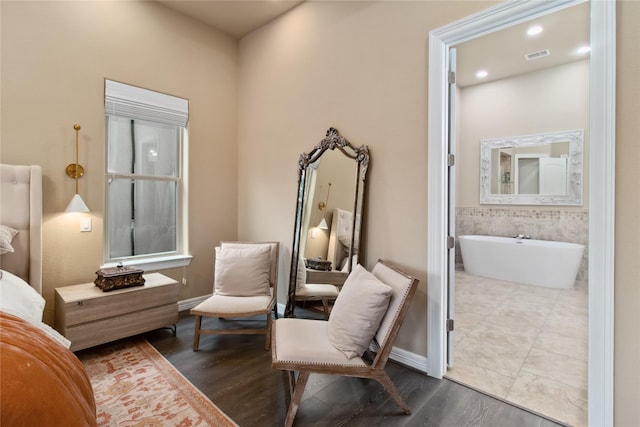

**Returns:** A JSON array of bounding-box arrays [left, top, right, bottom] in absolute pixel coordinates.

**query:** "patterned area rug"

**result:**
[[78, 338, 237, 427]]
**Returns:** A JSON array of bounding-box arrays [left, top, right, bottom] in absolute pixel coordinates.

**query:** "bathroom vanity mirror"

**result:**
[[480, 129, 584, 205], [284, 128, 369, 317]]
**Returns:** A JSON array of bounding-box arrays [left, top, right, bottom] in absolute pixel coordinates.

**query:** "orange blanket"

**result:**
[[0, 311, 96, 426]]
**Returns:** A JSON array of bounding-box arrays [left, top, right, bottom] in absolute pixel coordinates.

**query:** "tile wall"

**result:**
[[456, 207, 589, 281]]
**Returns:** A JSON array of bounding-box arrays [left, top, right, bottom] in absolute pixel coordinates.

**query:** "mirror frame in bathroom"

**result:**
[[479, 129, 584, 205]]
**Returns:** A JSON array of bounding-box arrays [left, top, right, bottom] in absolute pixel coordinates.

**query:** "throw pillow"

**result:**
[[214, 245, 271, 296], [328, 264, 392, 359], [0, 225, 19, 255], [296, 256, 306, 290], [0, 269, 45, 324]]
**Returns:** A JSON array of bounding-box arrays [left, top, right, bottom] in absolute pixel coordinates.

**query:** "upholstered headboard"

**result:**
[[0, 164, 43, 294], [327, 208, 360, 271]]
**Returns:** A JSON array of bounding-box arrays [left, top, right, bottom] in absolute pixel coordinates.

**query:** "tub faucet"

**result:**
[[513, 234, 531, 240]]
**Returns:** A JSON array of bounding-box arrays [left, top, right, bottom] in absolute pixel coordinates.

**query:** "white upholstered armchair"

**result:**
[[190, 241, 279, 351]]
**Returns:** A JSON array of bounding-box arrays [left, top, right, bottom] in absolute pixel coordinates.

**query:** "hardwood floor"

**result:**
[[143, 310, 566, 427]]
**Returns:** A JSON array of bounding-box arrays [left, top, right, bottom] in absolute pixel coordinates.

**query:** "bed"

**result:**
[[0, 163, 97, 426]]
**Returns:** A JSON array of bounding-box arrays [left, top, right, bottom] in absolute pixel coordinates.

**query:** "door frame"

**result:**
[[426, 1, 615, 426], [514, 153, 548, 195]]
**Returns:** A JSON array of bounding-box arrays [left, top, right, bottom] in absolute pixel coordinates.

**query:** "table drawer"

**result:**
[[65, 303, 178, 351], [60, 282, 179, 327]]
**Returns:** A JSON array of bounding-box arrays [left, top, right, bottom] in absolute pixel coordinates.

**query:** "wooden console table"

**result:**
[[306, 269, 348, 286], [55, 273, 179, 351]]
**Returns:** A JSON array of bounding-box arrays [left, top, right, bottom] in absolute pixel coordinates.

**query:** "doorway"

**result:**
[[426, 1, 616, 426], [449, 8, 590, 423]]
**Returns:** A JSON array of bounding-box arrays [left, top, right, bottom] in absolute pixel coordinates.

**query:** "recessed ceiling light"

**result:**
[[527, 25, 543, 36], [476, 70, 488, 79], [577, 45, 591, 55]]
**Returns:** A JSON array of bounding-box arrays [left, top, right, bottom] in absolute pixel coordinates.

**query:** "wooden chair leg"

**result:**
[[321, 298, 330, 320], [377, 373, 411, 415], [193, 315, 202, 352], [286, 371, 296, 397], [285, 371, 310, 427], [265, 313, 272, 350]]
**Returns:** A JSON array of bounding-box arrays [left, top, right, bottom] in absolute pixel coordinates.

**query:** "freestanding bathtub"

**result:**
[[458, 235, 585, 288]]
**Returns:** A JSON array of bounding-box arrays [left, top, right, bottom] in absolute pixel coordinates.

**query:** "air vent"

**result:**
[[525, 49, 551, 61]]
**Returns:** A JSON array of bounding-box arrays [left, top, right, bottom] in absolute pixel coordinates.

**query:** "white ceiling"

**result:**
[[456, 2, 590, 87], [157, 0, 304, 39]]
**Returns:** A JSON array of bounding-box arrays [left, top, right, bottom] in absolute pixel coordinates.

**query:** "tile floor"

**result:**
[[445, 270, 588, 427]]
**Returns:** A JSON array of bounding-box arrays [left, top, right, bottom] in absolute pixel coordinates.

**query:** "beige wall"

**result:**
[[237, 0, 496, 359], [238, 1, 639, 425], [0, 1, 239, 320], [1, 0, 638, 424], [458, 60, 590, 207]]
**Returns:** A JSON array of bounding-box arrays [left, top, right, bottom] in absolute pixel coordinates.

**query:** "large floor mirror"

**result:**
[[284, 128, 370, 318]]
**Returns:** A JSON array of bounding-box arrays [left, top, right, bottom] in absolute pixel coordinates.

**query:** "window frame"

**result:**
[[102, 82, 191, 271]]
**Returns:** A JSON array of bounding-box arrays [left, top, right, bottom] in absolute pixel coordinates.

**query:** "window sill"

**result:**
[[101, 254, 193, 272]]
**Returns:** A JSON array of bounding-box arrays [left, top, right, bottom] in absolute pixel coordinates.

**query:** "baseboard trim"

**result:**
[[389, 346, 428, 373], [178, 295, 211, 312]]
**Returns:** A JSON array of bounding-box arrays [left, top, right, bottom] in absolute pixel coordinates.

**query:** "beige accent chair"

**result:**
[[293, 260, 339, 319], [272, 259, 419, 426], [191, 241, 279, 352], [294, 283, 339, 320]]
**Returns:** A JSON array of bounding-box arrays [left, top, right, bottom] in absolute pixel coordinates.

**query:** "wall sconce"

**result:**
[[317, 182, 332, 229], [65, 124, 90, 213]]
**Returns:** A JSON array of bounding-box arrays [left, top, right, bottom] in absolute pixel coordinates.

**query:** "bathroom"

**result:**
[[447, 3, 589, 426]]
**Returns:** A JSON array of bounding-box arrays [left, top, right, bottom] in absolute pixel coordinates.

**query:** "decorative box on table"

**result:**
[[94, 265, 145, 292], [305, 257, 332, 271]]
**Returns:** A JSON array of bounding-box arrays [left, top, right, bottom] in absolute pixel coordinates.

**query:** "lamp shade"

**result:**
[[317, 218, 328, 230], [65, 194, 90, 213]]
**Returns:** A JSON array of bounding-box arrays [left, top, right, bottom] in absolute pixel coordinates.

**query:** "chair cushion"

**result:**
[[371, 261, 416, 349], [214, 245, 271, 296], [191, 294, 274, 317], [296, 283, 339, 298], [327, 264, 392, 359], [273, 318, 368, 367], [221, 242, 278, 286]]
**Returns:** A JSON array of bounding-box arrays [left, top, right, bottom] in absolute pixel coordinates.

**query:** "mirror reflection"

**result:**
[[480, 129, 583, 205], [285, 128, 369, 318], [490, 141, 570, 195], [301, 150, 359, 270]]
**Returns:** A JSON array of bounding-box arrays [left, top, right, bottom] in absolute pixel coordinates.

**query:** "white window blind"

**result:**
[[104, 79, 189, 127]]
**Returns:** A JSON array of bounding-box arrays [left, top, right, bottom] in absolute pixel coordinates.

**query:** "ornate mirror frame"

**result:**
[[284, 128, 370, 317], [479, 129, 584, 205]]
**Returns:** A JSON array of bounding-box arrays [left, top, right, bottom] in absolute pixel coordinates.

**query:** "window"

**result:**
[[104, 80, 191, 270]]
